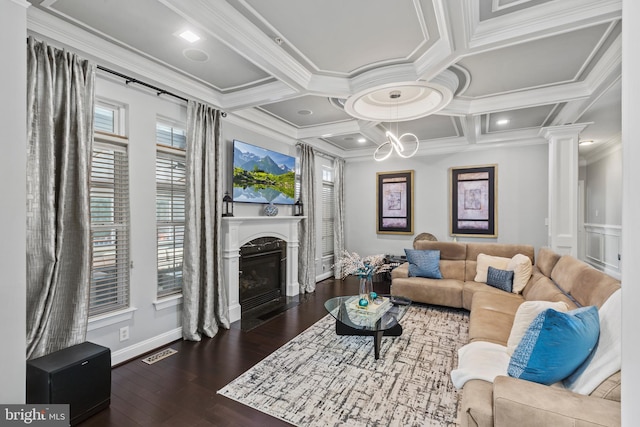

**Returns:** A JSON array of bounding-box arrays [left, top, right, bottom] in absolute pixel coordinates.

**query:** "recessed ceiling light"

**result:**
[[297, 109, 313, 115], [179, 30, 200, 43], [496, 119, 510, 125], [358, 138, 367, 143], [322, 133, 333, 138], [579, 140, 595, 146]]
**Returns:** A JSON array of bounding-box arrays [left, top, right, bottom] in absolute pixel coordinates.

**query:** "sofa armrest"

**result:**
[[391, 262, 409, 280], [493, 376, 620, 427]]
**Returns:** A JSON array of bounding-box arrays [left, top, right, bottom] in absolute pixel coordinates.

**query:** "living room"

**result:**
[[2, 0, 640, 425]]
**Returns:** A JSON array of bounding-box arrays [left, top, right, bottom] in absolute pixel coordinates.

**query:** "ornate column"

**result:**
[[540, 124, 589, 256]]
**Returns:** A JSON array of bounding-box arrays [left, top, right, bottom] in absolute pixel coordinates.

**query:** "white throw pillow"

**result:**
[[563, 289, 622, 395], [506, 300, 569, 356], [507, 254, 533, 294], [474, 253, 511, 283]]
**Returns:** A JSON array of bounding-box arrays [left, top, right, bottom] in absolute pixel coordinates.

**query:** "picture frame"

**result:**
[[376, 170, 414, 234], [450, 164, 497, 237]]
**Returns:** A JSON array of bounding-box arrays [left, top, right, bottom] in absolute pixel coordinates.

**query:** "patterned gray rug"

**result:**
[[218, 305, 470, 426]]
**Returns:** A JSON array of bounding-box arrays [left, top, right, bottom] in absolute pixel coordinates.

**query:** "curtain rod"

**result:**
[[97, 66, 227, 117], [97, 65, 189, 102]]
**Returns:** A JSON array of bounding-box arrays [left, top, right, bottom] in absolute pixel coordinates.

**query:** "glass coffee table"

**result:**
[[324, 295, 412, 359]]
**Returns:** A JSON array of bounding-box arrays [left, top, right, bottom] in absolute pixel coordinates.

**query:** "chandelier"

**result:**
[[373, 90, 419, 161]]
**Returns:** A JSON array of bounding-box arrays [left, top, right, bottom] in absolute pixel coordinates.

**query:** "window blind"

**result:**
[[156, 123, 186, 297], [90, 138, 130, 316], [322, 182, 335, 256]]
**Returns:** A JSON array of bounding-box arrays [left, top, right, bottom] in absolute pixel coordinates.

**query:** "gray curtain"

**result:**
[[26, 37, 95, 359], [333, 158, 346, 279], [297, 143, 316, 293], [182, 100, 229, 341]]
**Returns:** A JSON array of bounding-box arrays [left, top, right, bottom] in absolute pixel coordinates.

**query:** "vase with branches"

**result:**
[[335, 251, 393, 302]]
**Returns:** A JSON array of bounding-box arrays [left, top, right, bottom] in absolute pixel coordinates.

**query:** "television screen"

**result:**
[[232, 139, 296, 204]]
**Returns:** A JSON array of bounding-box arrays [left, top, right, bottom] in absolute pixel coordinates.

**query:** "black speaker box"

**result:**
[[26, 342, 111, 425]]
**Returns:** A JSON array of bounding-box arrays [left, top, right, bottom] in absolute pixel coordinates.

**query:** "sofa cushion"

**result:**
[[404, 249, 443, 279], [508, 306, 600, 385], [469, 291, 523, 344], [413, 240, 467, 260], [550, 255, 620, 308], [474, 254, 511, 283], [590, 371, 621, 402], [460, 379, 495, 427], [486, 266, 513, 292], [506, 300, 569, 356], [521, 275, 577, 309], [507, 254, 532, 294], [564, 289, 621, 395], [391, 277, 463, 308], [535, 247, 561, 277]]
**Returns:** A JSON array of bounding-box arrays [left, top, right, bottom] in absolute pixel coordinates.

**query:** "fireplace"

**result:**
[[239, 237, 286, 312], [221, 216, 304, 323]]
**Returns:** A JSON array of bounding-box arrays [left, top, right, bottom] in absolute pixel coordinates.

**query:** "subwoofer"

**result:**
[[26, 342, 111, 425]]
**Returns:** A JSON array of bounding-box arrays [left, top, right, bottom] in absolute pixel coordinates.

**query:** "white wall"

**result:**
[[0, 0, 27, 404], [86, 76, 187, 364], [621, 0, 640, 423], [344, 143, 549, 256]]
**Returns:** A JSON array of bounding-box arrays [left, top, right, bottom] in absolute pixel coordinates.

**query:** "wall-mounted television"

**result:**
[[232, 139, 296, 204]]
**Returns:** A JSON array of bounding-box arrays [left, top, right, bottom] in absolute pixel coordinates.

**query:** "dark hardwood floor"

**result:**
[[80, 276, 390, 427]]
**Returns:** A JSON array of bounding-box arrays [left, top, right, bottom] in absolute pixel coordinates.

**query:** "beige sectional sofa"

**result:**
[[391, 241, 621, 427]]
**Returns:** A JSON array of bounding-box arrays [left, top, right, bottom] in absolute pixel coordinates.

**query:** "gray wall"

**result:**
[[586, 147, 622, 225], [0, 0, 27, 403], [344, 143, 549, 257]]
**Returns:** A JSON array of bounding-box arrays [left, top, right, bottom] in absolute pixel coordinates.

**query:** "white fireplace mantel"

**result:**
[[221, 216, 305, 323]]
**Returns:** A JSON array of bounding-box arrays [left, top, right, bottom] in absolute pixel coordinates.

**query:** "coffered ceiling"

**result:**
[[26, 0, 622, 160]]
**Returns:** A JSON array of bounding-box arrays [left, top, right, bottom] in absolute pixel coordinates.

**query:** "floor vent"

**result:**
[[142, 348, 177, 365]]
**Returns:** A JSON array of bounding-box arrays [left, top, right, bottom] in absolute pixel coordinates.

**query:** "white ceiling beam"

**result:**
[[465, 0, 621, 52]]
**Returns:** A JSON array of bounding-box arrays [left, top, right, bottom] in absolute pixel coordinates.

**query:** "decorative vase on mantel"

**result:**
[[264, 201, 278, 216], [359, 275, 373, 302]]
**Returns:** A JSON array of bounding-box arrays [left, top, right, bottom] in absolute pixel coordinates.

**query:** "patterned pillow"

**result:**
[[486, 266, 514, 292], [404, 249, 443, 279], [508, 306, 600, 385]]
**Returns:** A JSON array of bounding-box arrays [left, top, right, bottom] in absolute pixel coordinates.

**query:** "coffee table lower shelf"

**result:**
[[334, 321, 403, 359]]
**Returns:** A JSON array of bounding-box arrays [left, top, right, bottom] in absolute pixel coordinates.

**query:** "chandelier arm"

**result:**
[[374, 142, 394, 161]]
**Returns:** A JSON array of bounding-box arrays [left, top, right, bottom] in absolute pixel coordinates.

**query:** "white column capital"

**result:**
[[539, 123, 592, 141]]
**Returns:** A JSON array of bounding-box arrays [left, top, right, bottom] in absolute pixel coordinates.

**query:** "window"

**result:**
[[90, 103, 130, 317], [156, 122, 186, 149], [90, 143, 130, 316], [156, 122, 186, 297], [322, 165, 335, 256]]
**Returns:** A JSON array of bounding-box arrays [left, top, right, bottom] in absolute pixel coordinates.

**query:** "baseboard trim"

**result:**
[[110, 327, 182, 366]]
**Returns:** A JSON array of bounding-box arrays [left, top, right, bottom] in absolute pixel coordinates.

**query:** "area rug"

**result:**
[[218, 305, 469, 426]]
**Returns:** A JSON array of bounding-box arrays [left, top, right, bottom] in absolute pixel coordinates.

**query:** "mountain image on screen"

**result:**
[[232, 140, 296, 204]]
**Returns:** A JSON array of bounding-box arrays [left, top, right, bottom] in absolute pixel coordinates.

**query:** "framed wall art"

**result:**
[[376, 170, 414, 234], [450, 165, 497, 237]]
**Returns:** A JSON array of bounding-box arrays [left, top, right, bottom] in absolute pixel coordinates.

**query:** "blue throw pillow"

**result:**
[[404, 249, 443, 279], [487, 266, 513, 292], [508, 306, 600, 385]]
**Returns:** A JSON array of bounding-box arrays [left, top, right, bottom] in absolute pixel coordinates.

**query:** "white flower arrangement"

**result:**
[[335, 250, 393, 280]]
